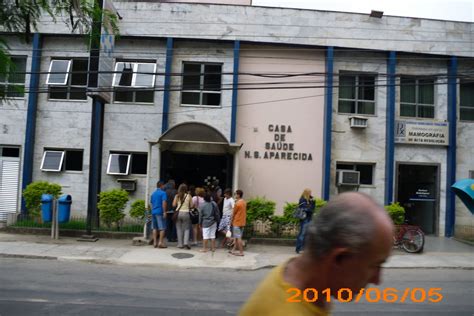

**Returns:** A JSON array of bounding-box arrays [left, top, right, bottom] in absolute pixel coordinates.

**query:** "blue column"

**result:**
[[323, 47, 334, 201], [445, 56, 457, 237], [21, 33, 42, 214], [162, 37, 173, 134], [385, 51, 396, 205], [230, 40, 240, 143], [86, 99, 104, 230]]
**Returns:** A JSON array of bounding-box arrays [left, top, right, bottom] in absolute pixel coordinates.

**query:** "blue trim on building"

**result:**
[[385, 51, 396, 206], [162, 37, 174, 134], [230, 40, 240, 143], [323, 47, 334, 201], [21, 33, 42, 214], [86, 99, 104, 229], [445, 56, 457, 237]]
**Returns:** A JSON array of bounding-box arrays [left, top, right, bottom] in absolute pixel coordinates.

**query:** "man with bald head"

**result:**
[[239, 192, 394, 316]]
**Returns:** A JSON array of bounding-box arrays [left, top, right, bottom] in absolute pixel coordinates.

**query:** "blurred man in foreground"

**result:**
[[239, 192, 394, 316]]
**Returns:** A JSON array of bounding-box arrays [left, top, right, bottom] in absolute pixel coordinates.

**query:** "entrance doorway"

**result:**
[[396, 163, 439, 235], [161, 151, 233, 189]]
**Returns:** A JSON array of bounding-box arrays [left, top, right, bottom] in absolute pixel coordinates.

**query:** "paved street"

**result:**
[[0, 258, 472, 315]]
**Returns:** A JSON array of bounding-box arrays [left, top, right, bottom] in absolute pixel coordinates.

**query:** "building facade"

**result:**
[[0, 1, 472, 238]]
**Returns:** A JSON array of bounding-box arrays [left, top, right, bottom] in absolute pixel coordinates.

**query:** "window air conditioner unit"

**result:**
[[117, 179, 137, 192], [349, 116, 368, 128], [336, 170, 360, 186]]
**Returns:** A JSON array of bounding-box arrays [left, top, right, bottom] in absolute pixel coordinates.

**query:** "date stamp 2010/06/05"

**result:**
[[286, 287, 443, 303]]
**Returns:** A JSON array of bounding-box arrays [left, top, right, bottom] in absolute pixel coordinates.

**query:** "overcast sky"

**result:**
[[252, 0, 473, 22]]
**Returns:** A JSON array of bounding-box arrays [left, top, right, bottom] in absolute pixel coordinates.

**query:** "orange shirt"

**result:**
[[232, 199, 247, 227]]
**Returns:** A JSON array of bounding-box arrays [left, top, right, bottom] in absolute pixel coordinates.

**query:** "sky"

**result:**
[[252, 0, 474, 22]]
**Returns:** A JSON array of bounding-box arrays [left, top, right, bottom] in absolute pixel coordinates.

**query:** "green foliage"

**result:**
[[98, 189, 129, 228], [270, 202, 299, 225], [385, 202, 405, 225], [314, 198, 327, 215], [0, 0, 121, 98], [129, 199, 146, 219], [0, 0, 120, 41], [246, 196, 276, 225], [22, 181, 62, 217], [270, 198, 327, 225]]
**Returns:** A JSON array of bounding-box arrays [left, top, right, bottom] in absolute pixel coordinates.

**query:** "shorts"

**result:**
[[202, 223, 217, 240], [232, 226, 244, 239], [152, 214, 166, 231]]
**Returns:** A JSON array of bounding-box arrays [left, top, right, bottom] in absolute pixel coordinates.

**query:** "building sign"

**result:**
[[395, 120, 449, 146], [244, 124, 313, 161], [410, 188, 436, 202]]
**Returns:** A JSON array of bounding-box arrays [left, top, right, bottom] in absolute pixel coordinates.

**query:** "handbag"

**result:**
[[293, 203, 307, 220], [189, 197, 200, 223], [172, 193, 188, 223]]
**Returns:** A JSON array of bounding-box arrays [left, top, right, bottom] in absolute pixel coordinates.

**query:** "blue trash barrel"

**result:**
[[41, 194, 53, 223], [58, 195, 72, 223]]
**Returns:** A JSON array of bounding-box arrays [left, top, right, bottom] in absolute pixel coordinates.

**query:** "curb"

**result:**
[[0, 253, 57, 260], [1, 252, 472, 270], [2, 226, 141, 239], [452, 237, 474, 247]]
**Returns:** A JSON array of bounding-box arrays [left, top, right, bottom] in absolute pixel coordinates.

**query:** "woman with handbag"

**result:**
[[172, 184, 194, 249], [218, 188, 234, 248], [191, 187, 205, 246], [295, 188, 315, 254]]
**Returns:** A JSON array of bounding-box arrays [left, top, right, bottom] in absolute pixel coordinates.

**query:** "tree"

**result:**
[[22, 181, 62, 218], [97, 189, 129, 229], [0, 0, 119, 98]]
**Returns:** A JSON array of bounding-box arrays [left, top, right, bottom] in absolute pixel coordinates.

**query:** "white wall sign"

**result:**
[[395, 120, 449, 146], [244, 124, 313, 161]]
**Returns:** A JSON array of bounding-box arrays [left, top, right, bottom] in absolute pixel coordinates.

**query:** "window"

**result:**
[[181, 62, 222, 106], [336, 162, 375, 185], [400, 77, 435, 118], [338, 73, 376, 115], [0, 57, 26, 98], [469, 170, 474, 179], [47, 59, 88, 100], [40, 149, 83, 172], [460, 80, 474, 121], [0, 146, 20, 158], [113, 61, 156, 103], [107, 152, 148, 175]]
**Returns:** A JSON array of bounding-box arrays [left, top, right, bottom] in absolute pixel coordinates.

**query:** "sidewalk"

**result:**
[[0, 232, 472, 270]]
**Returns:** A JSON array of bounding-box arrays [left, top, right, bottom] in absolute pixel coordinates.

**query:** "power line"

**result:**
[[2, 76, 466, 97]]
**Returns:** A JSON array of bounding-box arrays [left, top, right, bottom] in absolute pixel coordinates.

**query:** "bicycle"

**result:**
[[393, 222, 425, 253]]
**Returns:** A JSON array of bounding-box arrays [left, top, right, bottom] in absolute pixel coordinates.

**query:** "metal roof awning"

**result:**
[[151, 122, 242, 153]]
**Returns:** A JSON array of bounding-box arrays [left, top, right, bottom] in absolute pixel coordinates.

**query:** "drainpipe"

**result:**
[[84, 0, 105, 239], [445, 56, 457, 237], [322, 47, 334, 201], [385, 51, 396, 205], [230, 40, 240, 143]]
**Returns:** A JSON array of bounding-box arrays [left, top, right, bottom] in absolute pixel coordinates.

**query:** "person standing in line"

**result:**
[[150, 180, 168, 248], [218, 188, 234, 248], [239, 192, 394, 316], [199, 191, 221, 252], [165, 179, 177, 242], [230, 189, 246, 256], [295, 188, 316, 254], [191, 187, 205, 246], [173, 183, 194, 249]]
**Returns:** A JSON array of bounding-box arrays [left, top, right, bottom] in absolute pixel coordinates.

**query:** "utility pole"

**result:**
[[81, 0, 107, 241]]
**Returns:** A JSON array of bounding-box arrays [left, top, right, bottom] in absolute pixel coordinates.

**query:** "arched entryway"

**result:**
[[145, 122, 241, 202]]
